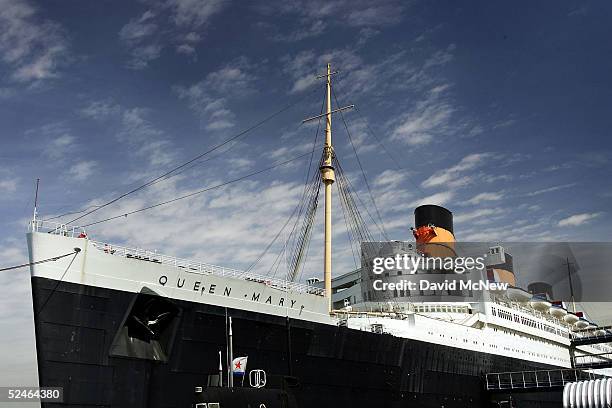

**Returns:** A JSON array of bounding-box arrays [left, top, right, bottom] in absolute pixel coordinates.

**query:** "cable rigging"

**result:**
[[332, 85, 389, 240], [79, 152, 313, 228], [0, 249, 81, 272], [244, 90, 326, 276], [54, 87, 321, 225]]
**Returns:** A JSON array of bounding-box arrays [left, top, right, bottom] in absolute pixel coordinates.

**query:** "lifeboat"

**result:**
[[564, 312, 579, 325], [549, 301, 568, 319], [595, 328, 607, 336], [530, 294, 551, 312], [574, 312, 589, 329], [507, 286, 531, 302]]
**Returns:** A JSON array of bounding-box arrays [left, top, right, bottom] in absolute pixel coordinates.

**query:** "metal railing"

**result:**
[[573, 352, 612, 369], [571, 326, 612, 346], [29, 219, 324, 296], [492, 297, 571, 338], [29, 219, 87, 238], [89, 240, 324, 296], [485, 369, 597, 391]]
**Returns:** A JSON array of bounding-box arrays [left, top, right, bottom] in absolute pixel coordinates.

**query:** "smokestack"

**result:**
[[413, 205, 455, 258]]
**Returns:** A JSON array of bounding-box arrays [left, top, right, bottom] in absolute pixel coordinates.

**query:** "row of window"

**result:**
[[414, 305, 470, 314], [491, 307, 564, 337]]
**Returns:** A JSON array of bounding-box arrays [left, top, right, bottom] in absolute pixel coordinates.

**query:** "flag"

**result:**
[[232, 356, 248, 375]]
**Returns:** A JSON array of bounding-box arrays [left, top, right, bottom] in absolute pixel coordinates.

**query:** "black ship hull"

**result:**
[[31, 276, 563, 407]]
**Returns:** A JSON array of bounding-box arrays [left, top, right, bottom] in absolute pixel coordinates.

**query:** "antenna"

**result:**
[[33, 178, 40, 222], [564, 257, 576, 313]]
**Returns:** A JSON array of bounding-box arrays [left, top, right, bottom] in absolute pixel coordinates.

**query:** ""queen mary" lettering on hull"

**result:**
[[158, 275, 304, 309]]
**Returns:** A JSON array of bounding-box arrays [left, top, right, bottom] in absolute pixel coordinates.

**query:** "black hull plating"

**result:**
[[31, 277, 562, 407]]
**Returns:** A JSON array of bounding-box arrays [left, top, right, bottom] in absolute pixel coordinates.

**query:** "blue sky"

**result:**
[[1, 0, 612, 387]]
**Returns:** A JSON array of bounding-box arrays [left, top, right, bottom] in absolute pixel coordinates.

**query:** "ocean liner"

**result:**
[[26, 64, 612, 407]]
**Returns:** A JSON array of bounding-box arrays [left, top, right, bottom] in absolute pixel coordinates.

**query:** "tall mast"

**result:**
[[302, 63, 353, 312], [320, 63, 335, 312]]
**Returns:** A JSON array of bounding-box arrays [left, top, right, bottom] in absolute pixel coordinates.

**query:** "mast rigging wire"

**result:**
[[245, 88, 326, 275], [79, 152, 313, 228], [353, 105, 427, 197], [332, 73, 427, 199], [59, 87, 321, 225], [0, 249, 81, 272], [286, 167, 322, 282], [332, 86, 389, 240]]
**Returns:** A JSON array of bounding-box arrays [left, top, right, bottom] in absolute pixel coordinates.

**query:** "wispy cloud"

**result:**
[[119, 0, 228, 69], [258, 0, 404, 42], [281, 48, 419, 96], [558, 212, 602, 227], [45, 134, 75, 159], [422, 153, 493, 188], [423, 44, 456, 69], [454, 208, 498, 223], [409, 190, 454, 207], [0, 0, 69, 85], [67, 161, 96, 182], [526, 183, 576, 197], [463, 191, 505, 206], [25, 122, 77, 160], [390, 85, 455, 146], [174, 59, 256, 130], [80, 99, 122, 120], [0, 178, 17, 194], [80, 99, 177, 167]]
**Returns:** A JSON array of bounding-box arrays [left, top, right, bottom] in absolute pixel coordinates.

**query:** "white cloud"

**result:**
[[258, 0, 405, 42], [67, 161, 96, 182], [79, 100, 178, 169], [345, 4, 404, 26], [80, 99, 121, 120], [409, 190, 454, 207], [390, 84, 454, 146], [26, 122, 77, 159], [174, 59, 256, 130], [463, 191, 504, 206], [0, 178, 17, 193], [373, 169, 406, 188], [44, 134, 75, 159], [0, 242, 26, 266], [423, 44, 456, 69], [454, 208, 498, 223], [558, 212, 602, 227], [119, 10, 157, 43], [119, 107, 163, 142], [0, 0, 69, 84], [422, 153, 492, 188], [272, 20, 327, 42], [281, 48, 417, 96], [119, 0, 227, 69], [269, 144, 313, 160], [526, 183, 576, 197]]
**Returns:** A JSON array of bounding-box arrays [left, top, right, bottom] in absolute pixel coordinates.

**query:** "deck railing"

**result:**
[[485, 369, 597, 391], [29, 219, 87, 238], [29, 219, 324, 296]]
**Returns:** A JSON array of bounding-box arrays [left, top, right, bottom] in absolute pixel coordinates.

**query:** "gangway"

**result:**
[[485, 369, 597, 391]]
